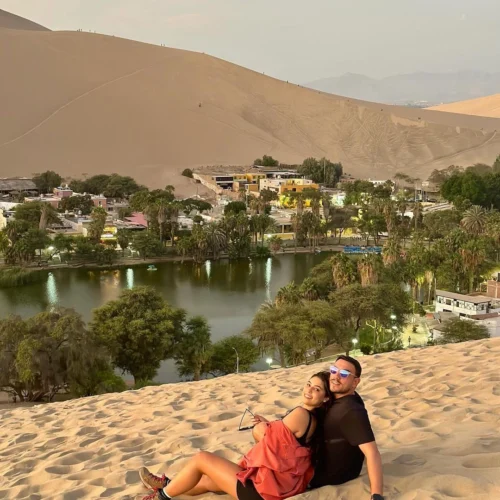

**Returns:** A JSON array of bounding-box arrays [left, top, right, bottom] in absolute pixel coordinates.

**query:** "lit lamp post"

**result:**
[[352, 338, 359, 352], [266, 357, 273, 369], [233, 347, 239, 374]]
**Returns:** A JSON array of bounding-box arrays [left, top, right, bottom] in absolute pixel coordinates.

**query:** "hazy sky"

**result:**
[[1, 0, 499, 82]]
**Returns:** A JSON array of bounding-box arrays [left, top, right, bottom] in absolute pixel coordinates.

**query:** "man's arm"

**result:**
[[359, 441, 383, 498]]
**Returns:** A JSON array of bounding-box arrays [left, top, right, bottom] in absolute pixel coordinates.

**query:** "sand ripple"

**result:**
[[1, 338, 500, 499]]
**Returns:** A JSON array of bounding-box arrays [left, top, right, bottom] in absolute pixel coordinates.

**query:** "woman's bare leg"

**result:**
[[252, 422, 267, 443], [183, 475, 221, 496], [165, 451, 241, 499]]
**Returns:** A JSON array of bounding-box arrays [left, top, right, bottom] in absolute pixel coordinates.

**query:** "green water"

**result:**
[[0, 253, 329, 382]]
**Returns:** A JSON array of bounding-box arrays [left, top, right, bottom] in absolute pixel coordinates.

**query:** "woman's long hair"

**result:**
[[308, 370, 333, 465]]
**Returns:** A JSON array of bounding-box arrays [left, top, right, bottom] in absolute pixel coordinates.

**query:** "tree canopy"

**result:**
[[90, 287, 185, 384], [298, 157, 343, 187], [437, 317, 490, 344], [0, 308, 121, 402], [32, 171, 62, 194]]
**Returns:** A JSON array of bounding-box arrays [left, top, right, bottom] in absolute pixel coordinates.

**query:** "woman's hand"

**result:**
[[252, 414, 269, 424]]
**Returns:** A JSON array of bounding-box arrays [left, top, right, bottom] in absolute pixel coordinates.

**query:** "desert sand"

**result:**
[[2, 12, 500, 190], [1, 338, 500, 499], [0, 9, 49, 31], [430, 94, 500, 119]]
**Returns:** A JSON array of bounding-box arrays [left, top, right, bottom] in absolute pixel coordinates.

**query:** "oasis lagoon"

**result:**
[[0, 253, 329, 383]]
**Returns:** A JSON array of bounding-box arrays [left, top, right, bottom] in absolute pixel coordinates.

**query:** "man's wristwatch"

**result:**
[[371, 495, 384, 500]]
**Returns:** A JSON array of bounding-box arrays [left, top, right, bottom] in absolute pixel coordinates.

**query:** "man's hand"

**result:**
[[252, 414, 268, 424], [359, 441, 383, 498]]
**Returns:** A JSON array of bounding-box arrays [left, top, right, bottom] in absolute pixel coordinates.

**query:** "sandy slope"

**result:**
[[2, 27, 500, 189], [0, 9, 49, 31], [1, 339, 500, 499], [430, 94, 500, 119]]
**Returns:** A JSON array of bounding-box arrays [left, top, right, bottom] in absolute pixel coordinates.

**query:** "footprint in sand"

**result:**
[[210, 412, 240, 422], [14, 433, 37, 444], [392, 454, 427, 466], [462, 453, 500, 468]]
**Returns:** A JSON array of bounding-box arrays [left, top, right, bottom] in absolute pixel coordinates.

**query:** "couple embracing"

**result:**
[[139, 355, 384, 500]]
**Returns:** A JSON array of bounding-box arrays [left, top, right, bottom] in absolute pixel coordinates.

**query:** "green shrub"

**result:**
[[182, 169, 194, 178], [0, 267, 47, 288], [360, 344, 372, 355], [251, 246, 271, 259]]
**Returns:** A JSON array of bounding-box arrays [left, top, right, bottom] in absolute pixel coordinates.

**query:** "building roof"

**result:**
[[468, 312, 500, 320], [125, 212, 147, 227], [435, 289, 491, 304], [0, 178, 37, 191]]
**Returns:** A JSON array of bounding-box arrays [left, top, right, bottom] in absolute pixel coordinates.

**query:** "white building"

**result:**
[[466, 313, 500, 338], [434, 289, 500, 317]]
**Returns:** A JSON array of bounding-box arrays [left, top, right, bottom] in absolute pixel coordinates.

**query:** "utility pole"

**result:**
[[233, 347, 239, 374]]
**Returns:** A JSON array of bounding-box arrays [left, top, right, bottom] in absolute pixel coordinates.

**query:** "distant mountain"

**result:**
[[430, 94, 500, 118], [306, 71, 500, 106], [0, 9, 50, 31], [2, 9, 500, 189]]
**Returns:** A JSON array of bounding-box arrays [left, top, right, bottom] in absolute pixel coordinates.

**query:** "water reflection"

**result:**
[[46, 273, 58, 306], [205, 260, 211, 280], [0, 253, 330, 382], [126, 268, 134, 289], [265, 257, 272, 302]]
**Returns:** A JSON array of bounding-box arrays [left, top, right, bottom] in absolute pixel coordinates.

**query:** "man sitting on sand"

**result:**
[[309, 355, 384, 500]]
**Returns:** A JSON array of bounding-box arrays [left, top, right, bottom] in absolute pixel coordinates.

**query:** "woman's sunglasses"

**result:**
[[238, 408, 255, 431], [330, 365, 356, 379]]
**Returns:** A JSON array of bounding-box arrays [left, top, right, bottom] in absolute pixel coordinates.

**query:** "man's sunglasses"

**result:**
[[330, 365, 357, 379], [238, 408, 255, 431]]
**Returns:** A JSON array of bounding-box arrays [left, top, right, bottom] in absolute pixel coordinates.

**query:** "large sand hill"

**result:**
[[430, 94, 500, 119], [2, 22, 500, 189], [0, 9, 49, 31], [1, 339, 500, 499]]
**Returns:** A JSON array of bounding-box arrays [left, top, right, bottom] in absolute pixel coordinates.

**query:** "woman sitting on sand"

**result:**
[[139, 371, 332, 500]]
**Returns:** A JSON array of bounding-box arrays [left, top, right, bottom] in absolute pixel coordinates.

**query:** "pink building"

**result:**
[[53, 187, 73, 198]]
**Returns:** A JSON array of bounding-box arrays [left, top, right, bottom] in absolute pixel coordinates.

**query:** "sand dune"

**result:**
[[1, 22, 500, 189], [430, 94, 500, 119], [0, 9, 49, 31], [1, 338, 500, 499]]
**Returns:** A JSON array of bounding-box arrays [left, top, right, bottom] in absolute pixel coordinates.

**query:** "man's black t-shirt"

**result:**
[[310, 392, 375, 488]]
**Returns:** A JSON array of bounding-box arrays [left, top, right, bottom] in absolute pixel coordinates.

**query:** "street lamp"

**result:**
[[266, 357, 273, 369], [390, 314, 396, 320], [233, 347, 239, 374], [352, 338, 358, 346]]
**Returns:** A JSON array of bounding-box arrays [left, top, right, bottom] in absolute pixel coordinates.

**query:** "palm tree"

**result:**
[[382, 236, 402, 266], [322, 194, 331, 222], [0, 230, 10, 255], [174, 316, 212, 381], [299, 277, 319, 301], [330, 253, 357, 289], [413, 201, 423, 231], [39, 202, 50, 230], [358, 254, 380, 287], [249, 214, 260, 245], [257, 214, 276, 246], [461, 205, 487, 237], [168, 201, 182, 246], [204, 223, 226, 260], [460, 239, 486, 293], [301, 211, 322, 250], [246, 301, 287, 367], [275, 282, 301, 307], [156, 200, 168, 243], [291, 213, 302, 253], [382, 200, 397, 237], [268, 235, 283, 254]]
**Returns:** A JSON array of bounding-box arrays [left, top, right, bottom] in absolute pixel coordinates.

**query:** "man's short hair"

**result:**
[[336, 355, 362, 377]]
